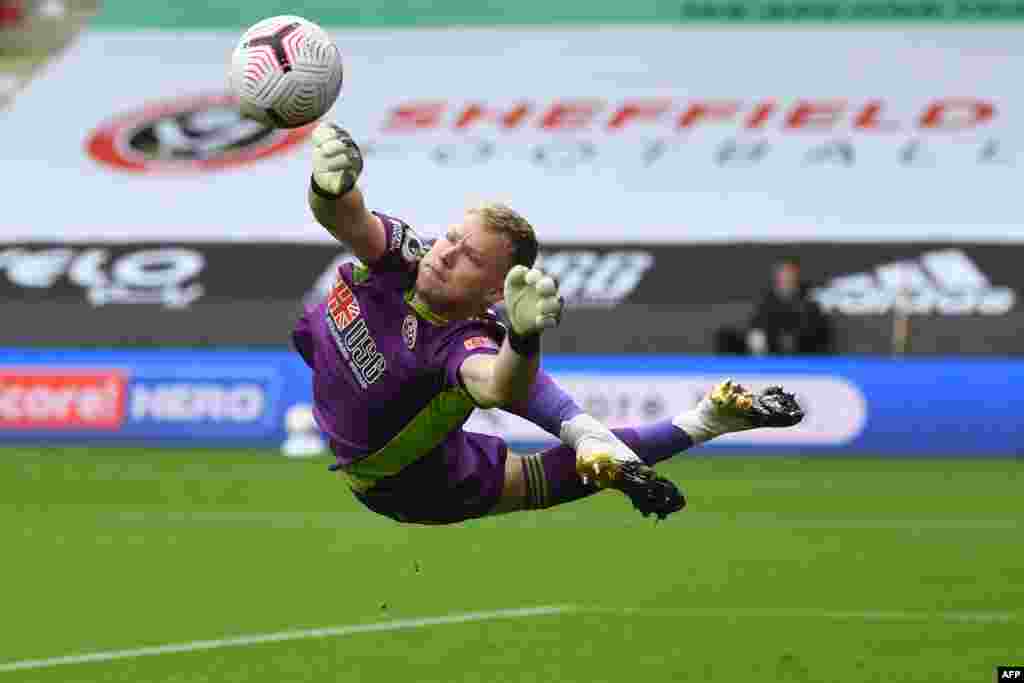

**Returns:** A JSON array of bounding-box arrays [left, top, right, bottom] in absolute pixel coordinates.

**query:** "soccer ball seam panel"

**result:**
[[229, 16, 343, 129]]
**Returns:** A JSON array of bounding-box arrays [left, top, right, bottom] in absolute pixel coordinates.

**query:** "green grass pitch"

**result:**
[[1, 448, 1020, 682]]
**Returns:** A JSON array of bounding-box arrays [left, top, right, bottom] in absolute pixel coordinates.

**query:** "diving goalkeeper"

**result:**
[[292, 123, 804, 524]]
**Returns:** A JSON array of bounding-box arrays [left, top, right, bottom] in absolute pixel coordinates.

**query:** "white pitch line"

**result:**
[[2, 604, 1020, 673], [579, 606, 1021, 624], [0, 605, 574, 674]]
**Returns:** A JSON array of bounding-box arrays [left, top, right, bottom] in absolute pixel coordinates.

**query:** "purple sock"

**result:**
[[521, 445, 596, 509], [616, 420, 694, 466], [508, 370, 583, 438], [521, 421, 694, 508]]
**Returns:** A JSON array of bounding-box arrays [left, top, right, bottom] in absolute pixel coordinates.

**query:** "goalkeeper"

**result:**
[[293, 123, 804, 524]]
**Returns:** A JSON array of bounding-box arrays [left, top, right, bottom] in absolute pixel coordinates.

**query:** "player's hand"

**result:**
[[311, 123, 363, 197], [503, 265, 564, 336]]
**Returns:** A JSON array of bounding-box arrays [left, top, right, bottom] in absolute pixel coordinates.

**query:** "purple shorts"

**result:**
[[340, 431, 509, 525], [293, 302, 509, 524]]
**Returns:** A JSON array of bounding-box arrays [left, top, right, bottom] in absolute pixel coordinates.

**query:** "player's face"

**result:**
[[416, 213, 514, 319]]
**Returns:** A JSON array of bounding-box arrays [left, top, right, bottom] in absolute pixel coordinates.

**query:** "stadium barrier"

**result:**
[[2, 242, 1020, 354], [0, 349, 1020, 455]]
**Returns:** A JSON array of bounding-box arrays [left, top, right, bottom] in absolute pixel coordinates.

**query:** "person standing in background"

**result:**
[[716, 259, 833, 355]]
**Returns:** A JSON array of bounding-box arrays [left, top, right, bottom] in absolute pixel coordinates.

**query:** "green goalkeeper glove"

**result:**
[[311, 122, 363, 197], [504, 265, 564, 338]]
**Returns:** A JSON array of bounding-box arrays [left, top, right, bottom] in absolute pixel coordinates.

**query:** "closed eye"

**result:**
[[466, 248, 484, 266]]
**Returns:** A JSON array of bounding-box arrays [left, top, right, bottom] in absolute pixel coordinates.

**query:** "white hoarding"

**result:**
[[2, 27, 1023, 243], [465, 374, 868, 447]]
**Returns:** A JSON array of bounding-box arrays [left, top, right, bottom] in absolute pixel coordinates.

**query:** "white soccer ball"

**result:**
[[228, 15, 343, 129]]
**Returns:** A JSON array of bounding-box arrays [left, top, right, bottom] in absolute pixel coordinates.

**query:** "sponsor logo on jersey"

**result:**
[[324, 277, 387, 388], [381, 216, 427, 266], [86, 93, 313, 173], [464, 336, 498, 351], [336, 318, 387, 388], [326, 277, 361, 330], [389, 221, 404, 252], [0, 370, 127, 430], [400, 229, 426, 264], [811, 249, 1015, 315], [402, 314, 418, 350]]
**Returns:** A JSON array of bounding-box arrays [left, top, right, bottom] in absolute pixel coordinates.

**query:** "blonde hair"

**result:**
[[468, 202, 539, 269]]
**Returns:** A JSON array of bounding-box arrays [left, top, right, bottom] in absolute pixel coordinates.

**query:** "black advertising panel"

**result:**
[[1, 242, 1019, 353]]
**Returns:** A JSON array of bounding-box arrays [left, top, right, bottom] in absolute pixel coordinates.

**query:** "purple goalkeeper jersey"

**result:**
[[292, 212, 505, 493]]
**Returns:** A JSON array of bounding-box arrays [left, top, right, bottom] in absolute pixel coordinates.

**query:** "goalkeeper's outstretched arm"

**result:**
[[459, 266, 564, 409], [307, 123, 387, 264]]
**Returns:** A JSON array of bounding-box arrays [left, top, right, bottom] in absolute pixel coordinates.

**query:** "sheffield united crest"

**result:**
[[402, 314, 417, 350]]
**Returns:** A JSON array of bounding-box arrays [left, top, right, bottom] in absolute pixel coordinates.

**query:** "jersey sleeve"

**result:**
[[365, 211, 428, 276], [433, 318, 504, 396]]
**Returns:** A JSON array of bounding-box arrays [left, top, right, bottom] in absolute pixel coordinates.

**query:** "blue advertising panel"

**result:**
[[0, 350, 305, 445], [0, 349, 1020, 455]]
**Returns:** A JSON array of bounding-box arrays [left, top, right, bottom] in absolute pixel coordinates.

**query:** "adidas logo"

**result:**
[[811, 249, 1015, 316]]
